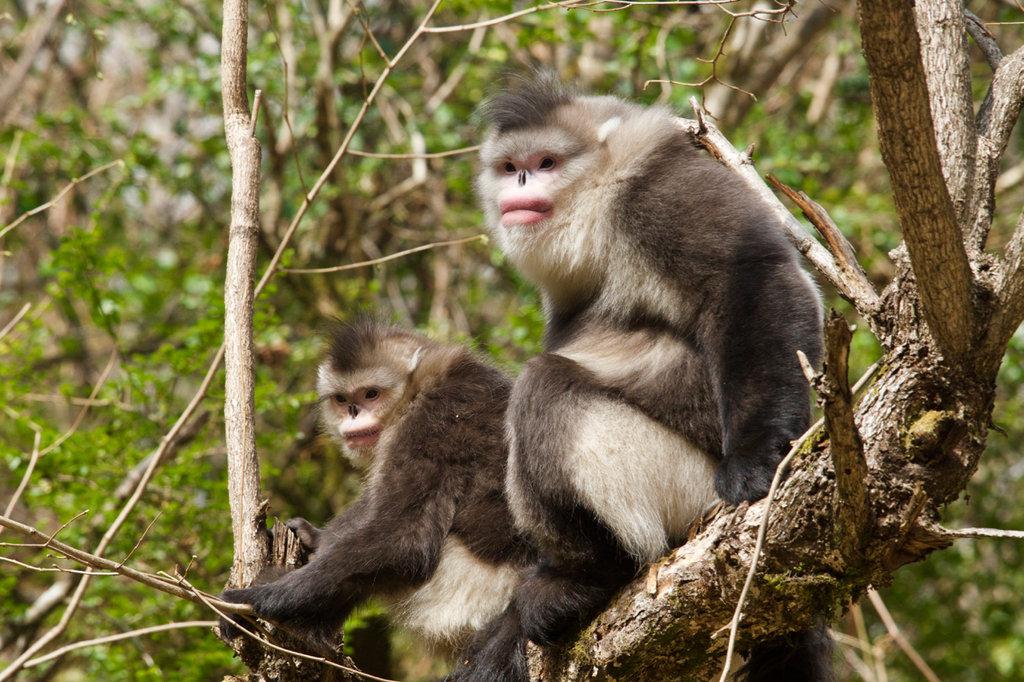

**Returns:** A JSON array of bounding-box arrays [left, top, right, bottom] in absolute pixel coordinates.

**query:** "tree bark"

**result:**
[[855, 0, 975, 360], [221, 0, 269, 591]]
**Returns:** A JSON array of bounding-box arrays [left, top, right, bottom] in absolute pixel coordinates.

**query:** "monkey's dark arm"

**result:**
[[222, 479, 454, 651], [708, 252, 823, 505]]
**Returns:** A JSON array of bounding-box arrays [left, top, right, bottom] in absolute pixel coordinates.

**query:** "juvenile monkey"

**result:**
[[222, 322, 535, 656], [457, 77, 829, 682]]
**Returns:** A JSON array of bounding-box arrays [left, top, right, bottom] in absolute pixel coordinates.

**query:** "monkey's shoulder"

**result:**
[[394, 350, 511, 461]]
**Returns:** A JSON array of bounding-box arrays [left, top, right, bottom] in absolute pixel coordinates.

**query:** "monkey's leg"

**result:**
[[499, 354, 714, 663]]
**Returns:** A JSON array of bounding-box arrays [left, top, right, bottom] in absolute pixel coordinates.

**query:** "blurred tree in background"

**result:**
[[1, 0, 1022, 680]]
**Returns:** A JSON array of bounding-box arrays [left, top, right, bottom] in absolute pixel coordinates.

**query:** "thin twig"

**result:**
[[281, 234, 487, 274], [421, 2, 577, 33], [0, 160, 125, 240], [24, 621, 220, 668], [1, 431, 41, 531], [867, 589, 942, 682], [939, 526, 1024, 539], [0, 514, 249, 615], [346, 144, 480, 159], [116, 512, 162, 568], [717, 359, 882, 681], [39, 345, 119, 457], [0, 556, 116, 575], [0, 302, 31, 342]]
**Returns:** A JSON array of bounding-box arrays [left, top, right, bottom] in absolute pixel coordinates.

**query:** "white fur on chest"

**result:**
[[383, 536, 522, 649], [566, 396, 719, 562]]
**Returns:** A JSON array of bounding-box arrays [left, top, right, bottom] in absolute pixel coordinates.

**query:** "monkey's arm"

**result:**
[[709, 253, 823, 505], [222, 480, 455, 651]]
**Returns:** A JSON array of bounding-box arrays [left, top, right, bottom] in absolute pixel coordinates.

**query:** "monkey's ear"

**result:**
[[597, 116, 622, 143], [408, 346, 425, 373]]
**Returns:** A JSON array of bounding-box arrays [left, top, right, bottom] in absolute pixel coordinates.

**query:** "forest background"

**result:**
[[1, 0, 1023, 680]]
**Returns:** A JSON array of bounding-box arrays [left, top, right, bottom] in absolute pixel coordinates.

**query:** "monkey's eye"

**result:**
[[503, 162, 517, 174], [334, 394, 346, 404], [365, 389, 380, 400], [539, 157, 555, 170]]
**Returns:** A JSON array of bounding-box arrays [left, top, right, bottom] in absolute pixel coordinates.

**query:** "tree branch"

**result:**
[[968, 46, 1024, 254], [856, 0, 975, 359], [221, 0, 270, 589], [816, 311, 870, 561], [766, 176, 878, 319], [965, 10, 1002, 71], [914, 0, 976, 221], [0, 514, 248, 615]]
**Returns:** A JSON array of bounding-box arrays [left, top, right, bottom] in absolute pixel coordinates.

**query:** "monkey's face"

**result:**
[[327, 385, 389, 450], [478, 122, 609, 303], [318, 361, 411, 466], [495, 152, 560, 228]]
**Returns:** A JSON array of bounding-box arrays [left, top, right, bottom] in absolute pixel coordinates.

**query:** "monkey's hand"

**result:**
[[219, 569, 346, 654], [713, 446, 784, 506], [283, 517, 322, 553]]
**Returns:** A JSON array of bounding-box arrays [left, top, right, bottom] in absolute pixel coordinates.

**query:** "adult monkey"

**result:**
[[457, 77, 829, 682]]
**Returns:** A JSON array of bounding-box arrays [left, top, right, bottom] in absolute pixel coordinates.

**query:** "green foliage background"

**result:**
[[0, 1, 1022, 680]]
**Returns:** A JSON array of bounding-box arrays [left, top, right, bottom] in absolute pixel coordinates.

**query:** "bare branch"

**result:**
[[0, 161, 125, 240], [222, 0, 269, 589], [938, 526, 1024, 539], [983, 203, 1024, 365], [969, 47, 1024, 253], [0, 302, 31, 342], [0, 514, 251, 617], [422, 3, 574, 33], [282, 235, 487, 274], [766, 175, 877, 307], [856, 0, 975, 359], [915, 0, 976, 221], [817, 311, 870, 560], [346, 144, 480, 159], [867, 590, 942, 682], [24, 621, 220, 668], [965, 10, 1002, 71]]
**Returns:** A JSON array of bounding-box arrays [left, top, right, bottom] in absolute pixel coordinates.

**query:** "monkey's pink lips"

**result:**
[[500, 197, 553, 227], [344, 427, 381, 449]]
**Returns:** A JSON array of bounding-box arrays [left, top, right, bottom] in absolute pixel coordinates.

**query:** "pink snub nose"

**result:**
[[500, 195, 553, 227]]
